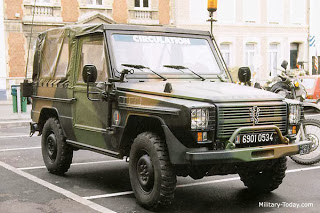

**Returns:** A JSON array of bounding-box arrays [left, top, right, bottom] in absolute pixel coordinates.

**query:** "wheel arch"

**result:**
[[119, 114, 166, 157], [38, 107, 65, 136]]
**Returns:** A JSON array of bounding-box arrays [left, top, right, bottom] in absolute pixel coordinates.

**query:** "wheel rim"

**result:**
[[136, 153, 154, 193], [296, 123, 320, 160], [46, 133, 57, 161], [307, 134, 319, 152]]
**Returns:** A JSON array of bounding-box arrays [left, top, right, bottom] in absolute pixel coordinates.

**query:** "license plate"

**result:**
[[235, 133, 274, 144]]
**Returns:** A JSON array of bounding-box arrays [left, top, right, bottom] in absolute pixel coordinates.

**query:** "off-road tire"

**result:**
[[41, 118, 73, 175], [238, 157, 287, 193], [129, 132, 177, 209], [270, 82, 294, 99], [290, 119, 320, 165]]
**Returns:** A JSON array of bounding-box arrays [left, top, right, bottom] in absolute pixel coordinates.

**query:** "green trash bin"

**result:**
[[21, 97, 27, 112], [11, 85, 17, 113], [11, 85, 27, 113]]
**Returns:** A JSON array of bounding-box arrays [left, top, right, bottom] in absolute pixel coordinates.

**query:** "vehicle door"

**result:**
[[72, 34, 111, 150]]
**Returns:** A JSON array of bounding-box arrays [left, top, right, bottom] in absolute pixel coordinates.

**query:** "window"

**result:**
[[87, 0, 102, 6], [269, 43, 279, 77], [217, 0, 235, 23], [245, 43, 257, 76], [79, 36, 107, 82], [220, 43, 231, 67], [32, 0, 51, 4], [268, 0, 282, 24], [55, 38, 69, 78], [40, 32, 69, 79], [290, 43, 299, 69], [290, 0, 305, 24], [41, 30, 64, 78], [243, 0, 259, 23], [135, 0, 149, 8], [110, 34, 222, 80]]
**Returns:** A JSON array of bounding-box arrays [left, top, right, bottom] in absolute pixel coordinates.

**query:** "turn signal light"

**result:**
[[292, 126, 297, 134], [306, 95, 313, 99], [197, 132, 203, 142], [207, 0, 217, 12], [197, 132, 208, 142]]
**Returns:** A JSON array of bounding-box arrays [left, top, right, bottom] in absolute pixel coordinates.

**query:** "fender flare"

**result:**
[[38, 107, 66, 136]]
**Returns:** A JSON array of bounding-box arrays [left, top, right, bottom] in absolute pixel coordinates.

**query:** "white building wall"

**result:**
[[309, 0, 320, 73], [175, 0, 310, 82]]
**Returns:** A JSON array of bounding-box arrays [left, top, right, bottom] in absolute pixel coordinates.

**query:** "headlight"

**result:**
[[191, 108, 209, 130], [289, 104, 301, 124]]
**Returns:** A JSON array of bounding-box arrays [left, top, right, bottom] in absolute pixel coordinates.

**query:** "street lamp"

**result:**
[[207, 0, 217, 35]]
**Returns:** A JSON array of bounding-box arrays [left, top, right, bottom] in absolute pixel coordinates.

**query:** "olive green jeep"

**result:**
[[22, 24, 311, 208]]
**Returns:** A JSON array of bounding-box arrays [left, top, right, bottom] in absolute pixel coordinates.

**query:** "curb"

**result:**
[[0, 120, 31, 128]]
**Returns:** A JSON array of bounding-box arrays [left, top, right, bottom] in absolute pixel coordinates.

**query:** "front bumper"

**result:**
[[164, 124, 313, 165], [186, 141, 311, 164]]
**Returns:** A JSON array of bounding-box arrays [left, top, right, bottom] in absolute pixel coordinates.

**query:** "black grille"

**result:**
[[208, 107, 216, 131], [216, 102, 287, 139]]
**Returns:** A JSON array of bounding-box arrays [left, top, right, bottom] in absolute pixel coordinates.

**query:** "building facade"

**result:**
[[1, 0, 174, 100], [0, 0, 317, 100], [175, 0, 311, 83]]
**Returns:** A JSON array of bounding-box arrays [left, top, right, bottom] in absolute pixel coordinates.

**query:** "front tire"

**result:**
[[129, 132, 177, 209], [41, 118, 73, 175], [238, 157, 287, 193], [270, 82, 294, 99], [290, 119, 320, 165]]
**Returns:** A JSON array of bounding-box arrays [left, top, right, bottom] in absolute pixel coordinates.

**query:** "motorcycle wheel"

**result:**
[[270, 82, 295, 99], [290, 118, 320, 165]]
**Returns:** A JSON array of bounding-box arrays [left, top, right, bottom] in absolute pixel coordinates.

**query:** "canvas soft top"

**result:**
[[33, 24, 212, 81], [40, 23, 212, 38]]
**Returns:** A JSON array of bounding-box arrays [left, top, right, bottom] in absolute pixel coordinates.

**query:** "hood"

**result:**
[[116, 81, 283, 102]]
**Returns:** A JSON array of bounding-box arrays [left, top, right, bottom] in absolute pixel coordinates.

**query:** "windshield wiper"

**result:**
[[163, 65, 206, 81], [122, 64, 167, 81]]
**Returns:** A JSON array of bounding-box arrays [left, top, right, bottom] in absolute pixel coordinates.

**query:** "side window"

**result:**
[[55, 37, 69, 78], [79, 36, 107, 82], [40, 30, 64, 79]]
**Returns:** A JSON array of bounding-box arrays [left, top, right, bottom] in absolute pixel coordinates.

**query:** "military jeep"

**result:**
[[23, 24, 311, 208]]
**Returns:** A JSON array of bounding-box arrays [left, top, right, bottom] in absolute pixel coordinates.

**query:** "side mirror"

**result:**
[[238, 67, 251, 83], [82, 65, 97, 83], [281, 60, 288, 71], [20, 79, 33, 97]]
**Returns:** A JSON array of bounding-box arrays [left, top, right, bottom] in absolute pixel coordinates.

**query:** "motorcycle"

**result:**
[[238, 64, 320, 165], [267, 60, 306, 101]]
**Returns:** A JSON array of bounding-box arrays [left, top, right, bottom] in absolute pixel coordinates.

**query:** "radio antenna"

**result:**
[[24, 0, 37, 79]]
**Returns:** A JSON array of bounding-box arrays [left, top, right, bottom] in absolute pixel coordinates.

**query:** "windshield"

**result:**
[[301, 78, 316, 90], [110, 34, 224, 80]]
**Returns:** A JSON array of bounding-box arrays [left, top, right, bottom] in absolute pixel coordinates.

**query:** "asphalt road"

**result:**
[[0, 126, 319, 213]]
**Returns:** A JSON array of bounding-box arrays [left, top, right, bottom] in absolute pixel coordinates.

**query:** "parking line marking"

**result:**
[[286, 165, 320, 173], [84, 191, 134, 200], [19, 159, 125, 170], [0, 135, 30, 139], [0, 147, 41, 152], [176, 176, 240, 188], [84, 165, 320, 200], [0, 161, 116, 213]]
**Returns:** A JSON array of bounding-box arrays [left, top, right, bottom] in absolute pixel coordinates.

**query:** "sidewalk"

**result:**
[[0, 100, 31, 128]]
